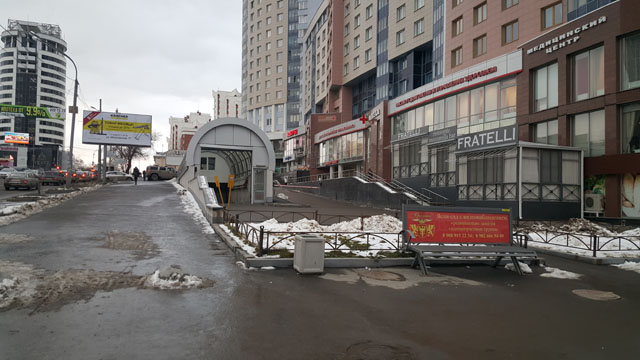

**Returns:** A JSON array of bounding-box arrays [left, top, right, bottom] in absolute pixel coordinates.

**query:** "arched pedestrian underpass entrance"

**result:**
[[178, 118, 275, 204]]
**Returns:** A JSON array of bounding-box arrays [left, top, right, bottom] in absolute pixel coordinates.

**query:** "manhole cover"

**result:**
[[337, 341, 416, 360], [359, 270, 405, 281], [572, 289, 621, 301]]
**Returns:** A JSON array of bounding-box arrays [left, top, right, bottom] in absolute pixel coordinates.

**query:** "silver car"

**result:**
[[4, 172, 40, 190], [106, 171, 134, 182]]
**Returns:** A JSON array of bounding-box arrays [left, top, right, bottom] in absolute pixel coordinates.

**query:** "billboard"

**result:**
[[82, 111, 152, 147], [403, 207, 512, 244], [3, 132, 30, 145]]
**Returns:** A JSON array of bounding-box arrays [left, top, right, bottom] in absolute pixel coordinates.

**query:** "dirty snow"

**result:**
[[0, 185, 103, 227], [261, 266, 276, 270], [540, 267, 582, 279], [144, 270, 206, 289], [613, 261, 640, 274], [172, 182, 215, 235], [504, 262, 533, 274], [276, 193, 289, 200]]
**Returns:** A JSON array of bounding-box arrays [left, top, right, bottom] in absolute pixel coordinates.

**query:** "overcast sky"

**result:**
[[2, 0, 242, 168]]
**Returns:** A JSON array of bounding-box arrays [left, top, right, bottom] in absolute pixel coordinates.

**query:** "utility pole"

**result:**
[[97, 99, 102, 176], [66, 67, 78, 187]]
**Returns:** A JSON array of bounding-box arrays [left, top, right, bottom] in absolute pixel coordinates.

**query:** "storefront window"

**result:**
[[500, 79, 516, 120], [470, 87, 484, 125], [393, 112, 407, 134], [571, 109, 605, 157], [621, 103, 640, 154], [484, 83, 498, 123], [573, 46, 604, 101], [621, 32, 640, 91], [424, 103, 434, 127], [533, 119, 558, 145], [457, 92, 469, 127], [434, 100, 445, 129], [534, 62, 558, 111]]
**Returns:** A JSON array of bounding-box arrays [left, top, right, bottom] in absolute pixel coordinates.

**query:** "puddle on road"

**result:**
[[0, 261, 214, 314], [95, 231, 159, 259], [335, 341, 417, 360], [320, 268, 483, 289], [0, 233, 33, 244]]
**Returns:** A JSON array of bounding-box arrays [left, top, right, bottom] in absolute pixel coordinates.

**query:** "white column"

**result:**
[[338, 164, 343, 178], [330, 165, 336, 179]]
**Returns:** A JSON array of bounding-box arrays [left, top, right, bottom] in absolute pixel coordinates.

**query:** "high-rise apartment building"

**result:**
[[0, 20, 67, 168], [212, 89, 243, 119], [168, 111, 212, 151]]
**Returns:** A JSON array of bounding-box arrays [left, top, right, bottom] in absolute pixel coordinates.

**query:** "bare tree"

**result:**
[[113, 146, 147, 174]]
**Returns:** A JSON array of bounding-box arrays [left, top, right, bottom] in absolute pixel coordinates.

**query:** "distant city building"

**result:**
[[168, 111, 212, 151], [0, 20, 67, 168], [212, 89, 242, 119]]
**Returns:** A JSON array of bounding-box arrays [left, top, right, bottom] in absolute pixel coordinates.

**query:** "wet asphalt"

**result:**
[[1, 181, 639, 359]]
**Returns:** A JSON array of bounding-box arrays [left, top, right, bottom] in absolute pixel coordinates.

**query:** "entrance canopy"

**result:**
[[182, 117, 276, 203]]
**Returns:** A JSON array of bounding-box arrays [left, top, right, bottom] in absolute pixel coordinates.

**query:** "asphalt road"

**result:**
[[1, 181, 639, 359]]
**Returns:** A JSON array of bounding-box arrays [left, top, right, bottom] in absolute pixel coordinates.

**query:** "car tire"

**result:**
[[4, 186, 9, 190], [151, 174, 159, 181]]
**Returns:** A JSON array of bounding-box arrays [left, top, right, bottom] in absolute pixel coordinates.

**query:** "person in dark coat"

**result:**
[[132, 167, 140, 185]]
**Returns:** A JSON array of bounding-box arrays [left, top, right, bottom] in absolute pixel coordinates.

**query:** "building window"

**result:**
[[397, 4, 406, 21], [345, 3, 350, 16], [451, 47, 462, 68], [354, 56, 360, 69], [354, 35, 361, 49], [541, 2, 562, 30], [453, 0, 464, 8], [366, 4, 373, 19], [415, 0, 425, 10], [414, 18, 424, 36], [473, 35, 486, 58], [621, 103, 640, 154], [571, 109, 605, 157], [365, 48, 372, 63], [503, 0, 518, 10], [366, 26, 373, 40], [355, 14, 361, 28], [344, 43, 349, 56], [453, 17, 463, 37], [621, 32, 640, 91], [396, 29, 405, 46], [344, 63, 349, 76], [534, 62, 558, 111], [474, 2, 487, 25], [344, 23, 350, 36], [573, 46, 604, 101], [502, 20, 518, 45], [533, 119, 558, 145], [277, 13, 283, 21]]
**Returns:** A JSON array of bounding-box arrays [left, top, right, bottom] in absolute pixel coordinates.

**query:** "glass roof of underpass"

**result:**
[[202, 148, 252, 180]]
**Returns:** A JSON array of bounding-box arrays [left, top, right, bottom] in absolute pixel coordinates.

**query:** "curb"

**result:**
[[528, 247, 640, 265]]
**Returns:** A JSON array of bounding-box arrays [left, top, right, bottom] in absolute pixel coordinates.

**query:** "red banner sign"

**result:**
[[406, 210, 511, 244]]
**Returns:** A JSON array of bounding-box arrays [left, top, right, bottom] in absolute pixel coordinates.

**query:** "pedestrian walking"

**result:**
[[132, 167, 140, 185], [142, 170, 146, 181]]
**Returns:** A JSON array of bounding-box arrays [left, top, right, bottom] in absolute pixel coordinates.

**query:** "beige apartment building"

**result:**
[[445, 0, 565, 74]]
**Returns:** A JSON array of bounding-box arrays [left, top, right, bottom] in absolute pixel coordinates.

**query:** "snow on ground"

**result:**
[[613, 261, 640, 274], [540, 267, 582, 279], [504, 262, 533, 274], [144, 270, 205, 289], [0, 184, 103, 227], [171, 181, 215, 235]]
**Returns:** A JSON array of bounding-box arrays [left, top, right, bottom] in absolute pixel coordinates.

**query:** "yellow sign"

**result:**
[[83, 120, 151, 134], [214, 176, 220, 188]]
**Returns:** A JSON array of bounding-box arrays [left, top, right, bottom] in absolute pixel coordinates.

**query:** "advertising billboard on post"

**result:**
[[82, 111, 152, 147], [3, 132, 30, 145], [403, 206, 513, 244]]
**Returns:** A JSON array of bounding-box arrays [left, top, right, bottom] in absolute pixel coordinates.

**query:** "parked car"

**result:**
[[145, 166, 176, 181], [4, 172, 40, 190], [0, 167, 17, 179], [106, 171, 134, 182], [40, 171, 65, 186]]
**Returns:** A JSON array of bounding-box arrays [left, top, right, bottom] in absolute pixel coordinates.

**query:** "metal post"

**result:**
[[97, 99, 102, 178], [592, 235, 598, 257], [65, 57, 78, 187], [258, 226, 264, 257]]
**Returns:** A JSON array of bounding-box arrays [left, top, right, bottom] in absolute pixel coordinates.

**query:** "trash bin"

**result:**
[[293, 234, 325, 274]]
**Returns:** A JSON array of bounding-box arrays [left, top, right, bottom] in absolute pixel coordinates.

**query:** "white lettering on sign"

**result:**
[[527, 16, 606, 55], [456, 126, 517, 151]]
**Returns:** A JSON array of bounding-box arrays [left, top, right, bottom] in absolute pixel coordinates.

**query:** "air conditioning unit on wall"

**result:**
[[585, 194, 604, 212]]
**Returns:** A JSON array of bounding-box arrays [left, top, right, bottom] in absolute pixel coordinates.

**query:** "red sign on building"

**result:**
[[405, 209, 511, 244]]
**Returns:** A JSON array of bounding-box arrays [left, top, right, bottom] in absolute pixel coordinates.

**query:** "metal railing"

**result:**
[[517, 230, 640, 257], [358, 170, 434, 206]]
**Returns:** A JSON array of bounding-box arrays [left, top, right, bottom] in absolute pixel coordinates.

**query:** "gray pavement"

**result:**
[[1, 181, 639, 359]]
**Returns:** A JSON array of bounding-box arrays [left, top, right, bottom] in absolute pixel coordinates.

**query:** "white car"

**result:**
[[0, 167, 17, 179], [105, 171, 134, 182]]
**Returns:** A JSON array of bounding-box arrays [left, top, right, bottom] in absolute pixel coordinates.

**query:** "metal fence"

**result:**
[[517, 230, 640, 257]]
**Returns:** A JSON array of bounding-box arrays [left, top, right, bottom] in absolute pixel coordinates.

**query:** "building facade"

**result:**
[[0, 20, 67, 168], [168, 112, 212, 151], [518, 0, 640, 219], [212, 89, 243, 119]]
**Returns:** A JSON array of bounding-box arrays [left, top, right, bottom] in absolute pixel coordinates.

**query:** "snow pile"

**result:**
[[0, 185, 103, 227], [144, 270, 205, 289], [613, 261, 640, 274], [256, 214, 402, 234], [276, 193, 289, 200], [504, 262, 533, 274], [540, 267, 582, 279], [221, 225, 260, 256], [0, 278, 17, 301], [172, 182, 215, 235]]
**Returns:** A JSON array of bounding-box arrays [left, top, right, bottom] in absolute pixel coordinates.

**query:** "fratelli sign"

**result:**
[[526, 16, 607, 55], [456, 125, 517, 152]]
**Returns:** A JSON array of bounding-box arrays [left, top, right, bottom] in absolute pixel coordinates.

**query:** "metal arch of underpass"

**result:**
[[201, 147, 252, 180]]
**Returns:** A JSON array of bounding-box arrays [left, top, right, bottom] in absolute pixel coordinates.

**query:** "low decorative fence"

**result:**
[[226, 209, 400, 226], [518, 230, 640, 257]]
